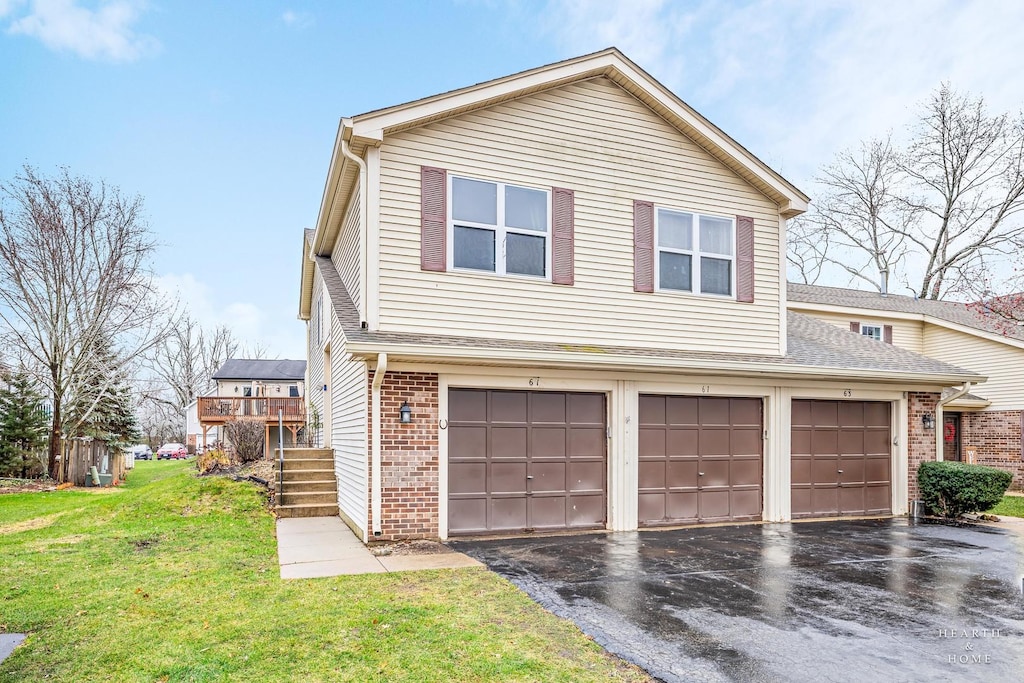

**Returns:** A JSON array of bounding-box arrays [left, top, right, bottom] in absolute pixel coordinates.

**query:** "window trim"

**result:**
[[446, 174, 552, 281], [654, 207, 736, 298], [859, 323, 884, 341]]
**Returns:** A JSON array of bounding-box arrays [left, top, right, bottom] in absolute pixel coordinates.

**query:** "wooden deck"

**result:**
[[198, 397, 305, 424]]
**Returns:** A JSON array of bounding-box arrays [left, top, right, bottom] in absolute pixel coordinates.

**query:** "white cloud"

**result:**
[[543, 0, 1024, 186], [155, 273, 306, 360], [281, 9, 313, 29], [4, 0, 159, 62]]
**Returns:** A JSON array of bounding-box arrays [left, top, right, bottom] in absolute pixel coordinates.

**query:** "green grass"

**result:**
[[987, 494, 1024, 518], [0, 461, 647, 682]]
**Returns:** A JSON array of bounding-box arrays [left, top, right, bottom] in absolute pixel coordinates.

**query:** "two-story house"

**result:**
[[789, 283, 1024, 487], [298, 49, 982, 543]]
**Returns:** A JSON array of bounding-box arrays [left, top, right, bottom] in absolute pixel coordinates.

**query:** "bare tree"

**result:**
[[0, 166, 174, 477], [148, 315, 239, 412], [791, 85, 1024, 299]]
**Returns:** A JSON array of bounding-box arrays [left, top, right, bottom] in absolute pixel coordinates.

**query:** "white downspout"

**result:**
[[935, 382, 972, 461], [340, 135, 369, 327], [370, 353, 387, 536]]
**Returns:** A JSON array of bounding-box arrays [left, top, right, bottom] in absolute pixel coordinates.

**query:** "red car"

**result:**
[[157, 442, 188, 460]]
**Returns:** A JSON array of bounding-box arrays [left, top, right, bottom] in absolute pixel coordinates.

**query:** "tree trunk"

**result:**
[[48, 397, 61, 479]]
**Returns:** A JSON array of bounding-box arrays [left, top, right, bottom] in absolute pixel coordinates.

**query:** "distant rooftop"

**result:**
[[212, 359, 306, 381]]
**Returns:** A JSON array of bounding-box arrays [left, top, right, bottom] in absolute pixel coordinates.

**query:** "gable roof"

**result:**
[[315, 254, 979, 384], [212, 359, 307, 382], [787, 282, 1024, 346], [302, 48, 811, 313]]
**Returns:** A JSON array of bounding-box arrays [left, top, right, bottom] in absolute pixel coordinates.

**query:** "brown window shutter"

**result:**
[[634, 200, 654, 293], [850, 322, 861, 333], [736, 216, 755, 303], [420, 166, 447, 272], [551, 187, 574, 285], [883, 325, 893, 344]]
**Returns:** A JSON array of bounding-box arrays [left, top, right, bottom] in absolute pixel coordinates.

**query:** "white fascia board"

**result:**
[[344, 341, 985, 386], [787, 301, 926, 323], [310, 119, 350, 256]]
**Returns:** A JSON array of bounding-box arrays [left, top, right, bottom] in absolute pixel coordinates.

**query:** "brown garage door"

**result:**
[[638, 395, 763, 525], [448, 389, 606, 536], [791, 400, 892, 518]]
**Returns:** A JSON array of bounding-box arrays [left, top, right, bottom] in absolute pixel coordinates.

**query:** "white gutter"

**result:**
[[339, 132, 369, 327], [370, 352, 387, 536], [935, 382, 972, 461]]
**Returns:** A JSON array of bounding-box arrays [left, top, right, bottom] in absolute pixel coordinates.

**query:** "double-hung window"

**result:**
[[656, 208, 735, 297], [449, 175, 550, 279], [860, 324, 883, 341]]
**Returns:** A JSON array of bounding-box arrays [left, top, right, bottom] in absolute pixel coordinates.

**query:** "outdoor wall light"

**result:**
[[922, 413, 935, 430], [399, 401, 412, 424]]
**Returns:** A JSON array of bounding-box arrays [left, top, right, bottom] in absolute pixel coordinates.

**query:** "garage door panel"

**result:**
[[491, 462, 528, 494], [449, 462, 486, 495], [639, 429, 666, 458], [570, 428, 606, 457], [570, 393, 605, 424], [450, 390, 488, 422], [667, 428, 699, 456], [449, 426, 487, 459], [639, 395, 762, 525], [569, 461, 604, 492], [666, 396, 699, 425], [792, 399, 892, 519], [449, 499, 486, 533], [569, 494, 605, 526], [491, 497, 528, 530], [491, 391, 528, 423], [530, 495, 566, 529], [532, 427, 567, 458], [531, 462, 567, 493], [530, 392, 566, 423], [492, 427, 527, 458]]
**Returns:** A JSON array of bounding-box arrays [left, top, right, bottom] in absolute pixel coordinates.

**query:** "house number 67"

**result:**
[[529, 377, 541, 386]]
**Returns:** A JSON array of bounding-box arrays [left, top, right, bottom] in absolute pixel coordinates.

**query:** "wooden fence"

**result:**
[[58, 438, 126, 486]]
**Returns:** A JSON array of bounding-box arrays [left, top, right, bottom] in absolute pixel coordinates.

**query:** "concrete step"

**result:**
[[276, 503, 340, 519], [280, 491, 338, 506], [281, 468, 336, 482], [280, 479, 336, 493], [282, 458, 335, 472]]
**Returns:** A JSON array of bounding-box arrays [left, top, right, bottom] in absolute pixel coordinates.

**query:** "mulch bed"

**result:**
[[0, 478, 60, 495]]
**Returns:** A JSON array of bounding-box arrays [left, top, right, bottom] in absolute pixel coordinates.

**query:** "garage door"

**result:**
[[638, 395, 763, 525], [447, 389, 606, 536], [791, 400, 892, 518]]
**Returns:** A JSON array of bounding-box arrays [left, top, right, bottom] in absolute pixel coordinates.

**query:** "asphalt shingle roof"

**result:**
[[788, 282, 1024, 343], [316, 256, 979, 381], [213, 359, 307, 381]]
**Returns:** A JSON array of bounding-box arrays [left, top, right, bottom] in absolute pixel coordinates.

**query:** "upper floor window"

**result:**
[[449, 175, 550, 279], [655, 208, 735, 297], [860, 324, 883, 341]]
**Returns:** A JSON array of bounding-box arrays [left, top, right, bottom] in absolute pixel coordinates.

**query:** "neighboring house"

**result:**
[[298, 48, 983, 543], [185, 397, 218, 451], [196, 359, 307, 457], [789, 282, 1024, 487]]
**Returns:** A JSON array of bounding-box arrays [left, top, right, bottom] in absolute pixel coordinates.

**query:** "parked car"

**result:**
[[157, 442, 188, 460], [130, 444, 153, 460]]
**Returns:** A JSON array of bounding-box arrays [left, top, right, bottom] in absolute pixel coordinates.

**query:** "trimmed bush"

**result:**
[[918, 461, 1012, 518]]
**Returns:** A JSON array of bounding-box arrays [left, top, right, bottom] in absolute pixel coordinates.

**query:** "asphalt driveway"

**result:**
[[450, 519, 1024, 682]]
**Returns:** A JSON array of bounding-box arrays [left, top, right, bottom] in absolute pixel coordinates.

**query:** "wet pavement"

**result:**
[[450, 519, 1024, 682]]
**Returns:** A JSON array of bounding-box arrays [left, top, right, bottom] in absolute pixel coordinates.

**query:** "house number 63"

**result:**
[[843, 389, 853, 397]]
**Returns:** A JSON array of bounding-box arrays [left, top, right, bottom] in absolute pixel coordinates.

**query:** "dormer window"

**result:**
[[860, 324, 883, 341], [449, 175, 550, 279]]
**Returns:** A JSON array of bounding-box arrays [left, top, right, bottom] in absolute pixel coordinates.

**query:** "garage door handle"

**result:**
[[837, 470, 844, 474], [698, 472, 704, 477], [526, 475, 534, 480]]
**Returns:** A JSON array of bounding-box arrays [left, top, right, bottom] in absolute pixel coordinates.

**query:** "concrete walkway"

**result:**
[[276, 517, 482, 579]]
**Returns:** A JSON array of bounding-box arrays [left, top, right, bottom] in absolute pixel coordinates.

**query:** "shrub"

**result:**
[[222, 418, 265, 463], [918, 461, 1012, 518], [196, 448, 233, 475]]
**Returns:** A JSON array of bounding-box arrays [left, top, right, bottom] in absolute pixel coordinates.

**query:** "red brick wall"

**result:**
[[366, 371, 439, 540], [961, 410, 1024, 490], [908, 392, 939, 501]]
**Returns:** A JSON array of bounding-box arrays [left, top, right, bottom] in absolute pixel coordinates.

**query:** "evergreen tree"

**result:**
[[0, 369, 49, 477], [66, 336, 141, 449]]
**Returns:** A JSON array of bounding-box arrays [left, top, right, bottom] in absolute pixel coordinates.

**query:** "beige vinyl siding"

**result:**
[[791, 309, 925, 354], [924, 325, 1024, 409], [305, 274, 326, 446], [331, 183, 362, 313], [376, 76, 783, 355], [329, 322, 368, 532]]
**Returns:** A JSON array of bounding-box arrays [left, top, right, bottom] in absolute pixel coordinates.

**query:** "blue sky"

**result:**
[[2, 0, 1023, 359]]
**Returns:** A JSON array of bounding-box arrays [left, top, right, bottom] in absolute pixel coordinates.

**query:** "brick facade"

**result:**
[[367, 371, 440, 540], [961, 410, 1024, 490], [908, 392, 939, 501]]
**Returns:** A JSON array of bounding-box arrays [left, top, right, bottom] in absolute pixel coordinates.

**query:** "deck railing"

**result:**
[[198, 396, 305, 422]]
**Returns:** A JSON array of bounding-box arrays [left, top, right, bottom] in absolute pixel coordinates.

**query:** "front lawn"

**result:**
[[0, 461, 647, 682], [987, 494, 1024, 518]]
